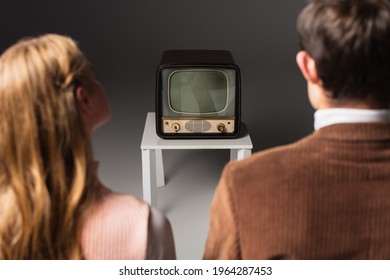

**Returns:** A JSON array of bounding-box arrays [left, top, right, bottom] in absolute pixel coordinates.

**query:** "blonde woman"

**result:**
[[0, 34, 175, 259]]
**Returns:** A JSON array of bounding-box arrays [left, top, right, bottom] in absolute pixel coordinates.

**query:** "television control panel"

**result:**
[[162, 118, 235, 134]]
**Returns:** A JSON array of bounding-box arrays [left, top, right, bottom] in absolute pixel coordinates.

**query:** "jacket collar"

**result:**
[[314, 122, 390, 141]]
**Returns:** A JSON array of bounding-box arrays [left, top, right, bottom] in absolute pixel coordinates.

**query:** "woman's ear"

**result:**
[[296, 50, 320, 84], [75, 85, 91, 114]]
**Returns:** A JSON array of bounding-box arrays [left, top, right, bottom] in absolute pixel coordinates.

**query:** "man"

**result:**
[[204, 0, 390, 259]]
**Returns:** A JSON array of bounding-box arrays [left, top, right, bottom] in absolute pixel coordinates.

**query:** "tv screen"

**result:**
[[169, 70, 228, 114]]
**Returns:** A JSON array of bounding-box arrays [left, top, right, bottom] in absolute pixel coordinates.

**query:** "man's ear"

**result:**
[[296, 50, 320, 84], [75, 85, 91, 114]]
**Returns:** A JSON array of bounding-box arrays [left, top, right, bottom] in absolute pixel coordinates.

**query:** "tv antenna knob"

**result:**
[[217, 123, 225, 133], [172, 123, 181, 132]]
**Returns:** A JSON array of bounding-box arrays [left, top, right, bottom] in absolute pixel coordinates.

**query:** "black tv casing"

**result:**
[[156, 50, 241, 139]]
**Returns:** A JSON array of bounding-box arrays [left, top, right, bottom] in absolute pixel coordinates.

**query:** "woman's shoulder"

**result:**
[[81, 184, 150, 259], [94, 185, 150, 218]]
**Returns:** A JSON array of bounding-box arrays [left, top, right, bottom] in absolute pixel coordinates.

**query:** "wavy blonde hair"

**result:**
[[0, 34, 96, 259]]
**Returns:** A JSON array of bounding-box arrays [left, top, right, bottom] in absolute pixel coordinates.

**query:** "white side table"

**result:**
[[140, 112, 253, 207]]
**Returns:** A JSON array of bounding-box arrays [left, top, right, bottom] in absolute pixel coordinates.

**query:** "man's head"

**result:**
[[296, 0, 390, 109]]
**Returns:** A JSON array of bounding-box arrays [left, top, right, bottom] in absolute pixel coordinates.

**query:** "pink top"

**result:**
[[81, 162, 176, 260], [81, 185, 150, 259], [80, 164, 176, 259]]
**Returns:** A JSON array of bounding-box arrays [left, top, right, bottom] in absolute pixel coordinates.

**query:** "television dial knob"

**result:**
[[172, 123, 181, 132], [217, 123, 225, 133]]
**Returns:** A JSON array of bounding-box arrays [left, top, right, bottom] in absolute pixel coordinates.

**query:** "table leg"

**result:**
[[230, 149, 252, 161], [237, 149, 252, 160], [142, 149, 156, 207], [230, 149, 238, 161], [156, 149, 165, 187]]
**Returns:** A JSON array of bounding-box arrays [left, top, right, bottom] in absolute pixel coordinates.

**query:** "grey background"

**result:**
[[2, 0, 313, 259]]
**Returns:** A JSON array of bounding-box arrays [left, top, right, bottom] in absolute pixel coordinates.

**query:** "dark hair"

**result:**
[[297, 0, 390, 104]]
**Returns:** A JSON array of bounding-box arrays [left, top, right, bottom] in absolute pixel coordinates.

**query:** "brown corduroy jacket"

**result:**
[[204, 123, 390, 259]]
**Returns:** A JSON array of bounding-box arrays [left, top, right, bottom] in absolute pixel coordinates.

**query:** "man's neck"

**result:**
[[309, 86, 387, 110], [318, 99, 387, 110]]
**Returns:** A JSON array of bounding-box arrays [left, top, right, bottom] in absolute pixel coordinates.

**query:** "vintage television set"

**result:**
[[156, 50, 241, 139]]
